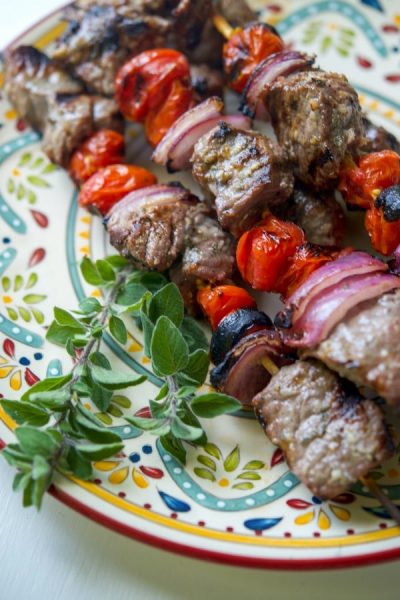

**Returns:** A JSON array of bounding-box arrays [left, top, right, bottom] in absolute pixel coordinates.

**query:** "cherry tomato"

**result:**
[[145, 79, 194, 147], [115, 49, 191, 123], [275, 244, 338, 298], [339, 151, 400, 209], [69, 130, 125, 185], [223, 23, 284, 93], [236, 215, 305, 291], [365, 204, 400, 256], [78, 164, 157, 216], [197, 285, 257, 330]]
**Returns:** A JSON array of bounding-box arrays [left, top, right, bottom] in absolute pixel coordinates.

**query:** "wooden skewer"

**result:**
[[213, 14, 234, 40], [259, 358, 400, 525], [360, 476, 400, 526]]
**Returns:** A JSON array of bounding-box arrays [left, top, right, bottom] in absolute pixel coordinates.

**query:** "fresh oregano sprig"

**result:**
[[0, 256, 241, 508]]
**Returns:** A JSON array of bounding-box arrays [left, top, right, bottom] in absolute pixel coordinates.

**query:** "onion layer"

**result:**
[[210, 329, 295, 407], [283, 272, 400, 348], [285, 251, 388, 325], [152, 97, 251, 172], [242, 51, 315, 119]]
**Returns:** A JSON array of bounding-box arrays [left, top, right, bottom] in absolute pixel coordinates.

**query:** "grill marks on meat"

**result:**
[[4, 46, 123, 167], [276, 184, 345, 247], [304, 290, 400, 409], [253, 360, 393, 499], [4, 46, 84, 131], [360, 116, 400, 154], [192, 123, 294, 237], [265, 70, 363, 189], [106, 186, 197, 271]]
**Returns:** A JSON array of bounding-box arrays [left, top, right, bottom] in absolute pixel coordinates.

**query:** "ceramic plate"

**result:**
[[1, 0, 400, 569]]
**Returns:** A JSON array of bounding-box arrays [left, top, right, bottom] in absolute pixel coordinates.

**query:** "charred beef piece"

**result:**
[[4, 46, 123, 167], [169, 203, 236, 312], [304, 290, 400, 409], [276, 184, 345, 247], [359, 116, 400, 154], [53, 3, 171, 96], [54, 0, 225, 94], [42, 94, 122, 167], [192, 123, 294, 237], [190, 64, 225, 103], [253, 360, 393, 499], [265, 70, 363, 189], [106, 184, 197, 271], [4, 46, 84, 131]]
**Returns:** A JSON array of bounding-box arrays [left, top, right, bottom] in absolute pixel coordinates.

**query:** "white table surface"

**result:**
[[1, 2, 399, 598]]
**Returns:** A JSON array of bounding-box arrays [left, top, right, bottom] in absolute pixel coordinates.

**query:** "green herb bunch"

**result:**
[[0, 256, 240, 508]]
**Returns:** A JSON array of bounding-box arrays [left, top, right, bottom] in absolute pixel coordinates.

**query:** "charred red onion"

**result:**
[[242, 51, 315, 119], [152, 97, 251, 172], [210, 308, 273, 365], [210, 329, 295, 407], [282, 272, 400, 349], [286, 251, 388, 324]]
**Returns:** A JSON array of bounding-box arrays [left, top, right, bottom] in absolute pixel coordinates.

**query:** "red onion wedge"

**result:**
[[210, 329, 294, 407], [283, 272, 400, 349], [286, 251, 388, 324], [152, 97, 251, 172], [106, 183, 195, 219], [242, 51, 315, 119]]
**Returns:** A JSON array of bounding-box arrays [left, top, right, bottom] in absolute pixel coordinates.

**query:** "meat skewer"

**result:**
[[197, 284, 397, 515], [235, 213, 400, 409]]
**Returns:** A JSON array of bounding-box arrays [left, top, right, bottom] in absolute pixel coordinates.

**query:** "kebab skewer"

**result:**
[[196, 284, 397, 518]]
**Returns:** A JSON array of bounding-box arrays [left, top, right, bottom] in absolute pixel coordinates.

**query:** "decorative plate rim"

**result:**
[[1, 1, 400, 570]]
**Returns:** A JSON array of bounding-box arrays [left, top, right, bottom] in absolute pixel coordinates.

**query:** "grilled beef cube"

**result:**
[[304, 290, 400, 409], [276, 184, 345, 247], [53, 4, 170, 96], [265, 70, 363, 189], [42, 94, 122, 167], [191, 65, 225, 103], [359, 116, 400, 154], [54, 0, 224, 94], [106, 185, 197, 272], [170, 203, 236, 312], [4, 46, 123, 167], [170, 202, 236, 301], [253, 360, 393, 499], [192, 123, 294, 237], [181, 203, 236, 281], [4, 46, 84, 131]]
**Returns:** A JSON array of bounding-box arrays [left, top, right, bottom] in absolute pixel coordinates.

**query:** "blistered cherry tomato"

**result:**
[[197, 285, 257, 330], [69, 130, 125, 185], [115, 49, 191, 123], [78, 164, 157, 215], [236, 214, 305, 291], [223, 23, 284, 93], [145, 79, 194, 147], [339, 151, 400, 209], [365, 204, 400, 256]]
